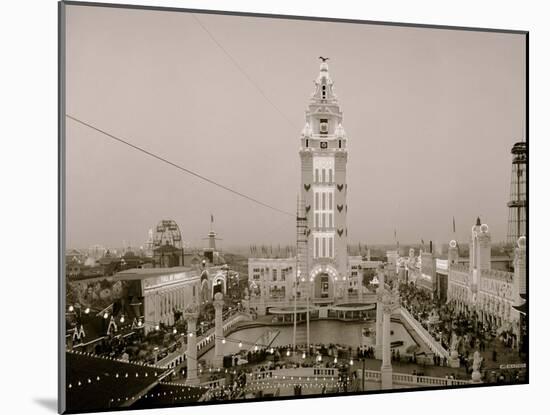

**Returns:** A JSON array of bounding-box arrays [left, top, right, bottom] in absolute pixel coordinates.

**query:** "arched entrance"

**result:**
[[200, 279, 210, 304], [211, 273, 226, 298], [309, 265, 339, 300]]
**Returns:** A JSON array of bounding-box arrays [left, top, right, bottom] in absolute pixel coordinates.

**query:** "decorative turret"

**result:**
[[470, 218, 491, 272], [448, 239, 459, 265], [301, 122, 313, 138], [335, 123, 346, 138]]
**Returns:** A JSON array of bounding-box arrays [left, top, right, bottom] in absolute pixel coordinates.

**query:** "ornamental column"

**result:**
[[375, 269, 385, 359], [168, 290, 174, 326], [380, 291, 395, 390], [184, 304, 200, 385], [343, 277, 349, 301], [242, 293, 250, 314], [375, 292, 383, 359], [213, 292, 224, 368]]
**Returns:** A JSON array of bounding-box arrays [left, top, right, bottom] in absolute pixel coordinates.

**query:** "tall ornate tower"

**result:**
[[299, 59, 349, 300], [470, 217, 491, 272], [506, 142, 527, 244], [469, 217, 491, 298]]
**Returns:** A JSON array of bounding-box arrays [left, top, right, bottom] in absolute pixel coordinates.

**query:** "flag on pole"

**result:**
[[211, 214, 214, 223], [453, 216, 456, 233]]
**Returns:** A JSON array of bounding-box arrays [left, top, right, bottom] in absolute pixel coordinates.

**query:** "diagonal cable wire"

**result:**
[[191, 13, 298, 130], [66, 114, 294, 217]]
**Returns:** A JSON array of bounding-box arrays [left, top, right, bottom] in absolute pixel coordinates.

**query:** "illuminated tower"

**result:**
[[469, 217, 491, 299], [299, 59, 348, 300], [507, 142, 527, 244]]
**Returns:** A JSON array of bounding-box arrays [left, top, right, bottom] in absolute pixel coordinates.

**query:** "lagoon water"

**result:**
[[201, 320, 416, 361]]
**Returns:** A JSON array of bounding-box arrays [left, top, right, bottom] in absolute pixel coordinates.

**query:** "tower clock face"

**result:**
[[320, 141, 328, 149]]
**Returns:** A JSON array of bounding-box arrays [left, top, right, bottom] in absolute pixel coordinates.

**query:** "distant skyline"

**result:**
[[65, 5, 526, 250]]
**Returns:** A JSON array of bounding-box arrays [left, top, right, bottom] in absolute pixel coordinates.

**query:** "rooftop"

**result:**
[[65, 351, 168, 412], [113, 266, 196, 281]]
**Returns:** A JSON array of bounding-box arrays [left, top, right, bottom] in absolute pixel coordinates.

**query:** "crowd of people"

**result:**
[[399, 281, 525, 382]]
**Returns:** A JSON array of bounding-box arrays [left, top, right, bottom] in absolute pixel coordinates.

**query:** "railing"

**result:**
[[201, 378, 226, 389], [395, 372, 470, 387], [399, 308, 450, 360], [157, 312, 251, 368], [198, 378, 226, 402], [250, 294, 378, 308], [247, 367, 339, 383], [358, 370, 470, 387]]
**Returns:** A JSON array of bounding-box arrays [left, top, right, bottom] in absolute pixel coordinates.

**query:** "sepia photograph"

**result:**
[[59, 1, 528, 413]]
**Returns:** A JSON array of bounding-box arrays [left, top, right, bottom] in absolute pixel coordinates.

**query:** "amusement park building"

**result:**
[[444, 218, 526, 331], [113, 264, 232, 333], [248, 61, 381, 314]]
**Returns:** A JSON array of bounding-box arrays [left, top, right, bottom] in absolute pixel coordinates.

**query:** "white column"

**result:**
[[375, 269, 385, 359], [184, 307, 200, 385], [213, 292, 224, 368], [375, 293, 383, 359], [155, 292, 161, 326], [380, 295, 393, 390]]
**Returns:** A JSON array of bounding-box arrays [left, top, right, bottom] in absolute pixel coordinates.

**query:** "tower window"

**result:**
[[306, 139, 309, 148], [320, 119, 328, 134], [338, 140, 342, 149], [322, 85, 326, 99]]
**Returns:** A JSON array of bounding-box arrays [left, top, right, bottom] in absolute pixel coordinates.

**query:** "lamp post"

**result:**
[[292, 270, 300, 353]]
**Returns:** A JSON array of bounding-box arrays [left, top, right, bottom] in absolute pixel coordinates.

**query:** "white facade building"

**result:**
[[447, 218, 526, 331], [114, 265, 230, 333]]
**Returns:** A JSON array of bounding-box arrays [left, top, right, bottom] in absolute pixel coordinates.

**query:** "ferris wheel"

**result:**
[[153, 219, 183, 249]]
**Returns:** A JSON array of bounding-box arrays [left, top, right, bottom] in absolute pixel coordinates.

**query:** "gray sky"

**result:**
[[65, 5, 525, 250]]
